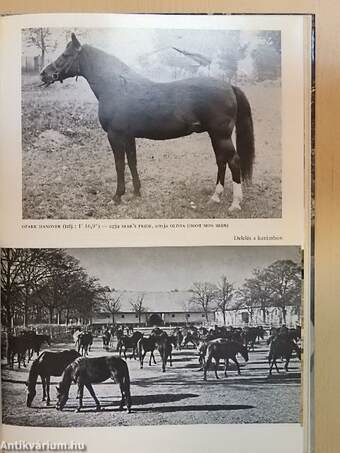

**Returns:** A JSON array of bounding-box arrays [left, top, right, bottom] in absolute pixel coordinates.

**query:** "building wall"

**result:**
[[215, 306, 301, 327], [92, 311, 215, 326]]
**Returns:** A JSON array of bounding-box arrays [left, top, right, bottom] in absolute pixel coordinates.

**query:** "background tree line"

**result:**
[[1, 248, 106, 330], [189, 259, 301, 325]]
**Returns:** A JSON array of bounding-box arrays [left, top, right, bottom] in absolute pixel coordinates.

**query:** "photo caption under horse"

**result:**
[[40, 33, 255, 212]]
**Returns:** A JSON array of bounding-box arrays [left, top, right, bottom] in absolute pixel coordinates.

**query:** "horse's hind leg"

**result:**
[[85, 384, 101, 411], [126, 138, 141, 197], [42, 376, 46, 401], [151, 350, 156, 364], [209, 130, 242, 212]]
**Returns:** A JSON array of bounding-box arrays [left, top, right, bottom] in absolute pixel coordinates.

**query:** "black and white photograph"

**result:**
[[1, 246, 302, 427], [22, 25, 282, 219]]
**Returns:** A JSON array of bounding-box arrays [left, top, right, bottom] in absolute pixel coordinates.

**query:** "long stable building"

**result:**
[[92, 290, 215, 327], [92, 290, 300, 328]]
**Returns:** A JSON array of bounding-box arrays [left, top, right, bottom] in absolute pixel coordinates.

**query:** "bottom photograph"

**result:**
[[1, 246, 302, 427]]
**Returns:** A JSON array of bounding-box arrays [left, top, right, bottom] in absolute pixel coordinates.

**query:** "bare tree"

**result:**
[[189, 282, 217, 322], [23, 28, 57, 68], [215, 276, 234, 325], [101, 289, 121, 325], [130, 294, 147, 326]]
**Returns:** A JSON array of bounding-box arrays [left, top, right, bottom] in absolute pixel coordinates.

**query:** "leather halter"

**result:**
[[52, 47, 82, 83]]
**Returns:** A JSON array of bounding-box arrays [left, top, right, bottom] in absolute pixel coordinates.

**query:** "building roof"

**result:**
[[97, 290, 214, 314]]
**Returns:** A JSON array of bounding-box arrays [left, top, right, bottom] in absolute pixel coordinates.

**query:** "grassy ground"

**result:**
[[22, 75, 281, 219], [2, 336, 300, 427]]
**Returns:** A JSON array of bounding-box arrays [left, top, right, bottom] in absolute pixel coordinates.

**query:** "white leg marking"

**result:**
[[210, 183, 224, 203], [229, 182, 243, 212]]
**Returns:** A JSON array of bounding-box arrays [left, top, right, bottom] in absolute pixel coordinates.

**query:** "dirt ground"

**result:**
[[2, 336, 300, 427], [21, 75, 281, 219]]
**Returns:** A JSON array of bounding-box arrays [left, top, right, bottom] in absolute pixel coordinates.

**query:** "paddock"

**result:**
[[22, 75, 281, 220], [1, 334, 300, 427]]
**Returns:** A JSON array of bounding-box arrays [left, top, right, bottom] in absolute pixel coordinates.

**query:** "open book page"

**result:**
[[0, 13, 312, 453]]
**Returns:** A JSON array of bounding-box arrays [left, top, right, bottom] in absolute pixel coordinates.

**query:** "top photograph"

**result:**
[[21, 23, 283, 220]]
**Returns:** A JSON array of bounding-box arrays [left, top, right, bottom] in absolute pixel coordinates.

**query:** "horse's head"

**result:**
[[55, 384, 69, 411], [25, 381, 36, 408], [40, 33, 82, 87]]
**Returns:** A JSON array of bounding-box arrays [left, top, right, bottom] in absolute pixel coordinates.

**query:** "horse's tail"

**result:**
[[232, 85, 255, 182]]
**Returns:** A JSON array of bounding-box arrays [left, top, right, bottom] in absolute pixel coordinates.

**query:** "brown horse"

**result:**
[[25, 349, 81, 407], [203, 340, 249, 380], [40, 33, 255, 211], [56, 356, 132, 413]]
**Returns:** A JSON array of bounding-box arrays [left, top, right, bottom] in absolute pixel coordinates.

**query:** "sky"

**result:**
[[68, 246, 300, 293]]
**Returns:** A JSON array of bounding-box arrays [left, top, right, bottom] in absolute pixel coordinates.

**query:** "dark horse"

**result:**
[[268, 335, 301, 375], [56, 356, 132, 413], [137, 336, 157, 368], [117, 332, 143, 359], [203, 339, 249, 380], [25, 349, 81, 407], [40, 33, 255, 211], [78, 332, 93, 356], [152, 331, 173, 372]]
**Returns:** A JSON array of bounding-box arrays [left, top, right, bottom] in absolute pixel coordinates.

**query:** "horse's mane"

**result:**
[[81, 44, 144, 82]]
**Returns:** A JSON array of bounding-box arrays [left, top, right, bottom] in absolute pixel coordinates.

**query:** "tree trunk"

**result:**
[[262, 307, 266, 323], [222, 310, 226, 326], [49, 307, 54, 324], [282, 306, 287, 324]]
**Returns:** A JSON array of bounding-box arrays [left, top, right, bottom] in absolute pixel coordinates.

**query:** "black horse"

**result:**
[[27, 334, 52, 360], [56, 356, 132, 413], [117, 332, 143, 359], [40, 33, 255, 211], [268, 335, 301, 375], [203, 339, 249, 380], [102, 330, 111, 350], [137, 336, 157, 368], [25, 349, 81, 407], [78, 332, 93, 356], [152, 331, 173, 372], [7, 335, 29, 368]]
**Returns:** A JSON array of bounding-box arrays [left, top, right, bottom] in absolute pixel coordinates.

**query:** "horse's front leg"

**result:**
[[76, 384, 84, 412], [46, 376, 51, 405], [233, 357, 241, 375], [214, 358, 220, 379], [126, 138, 141, 197], [85, 383, 101, 411], [108, 130, 127, 204]]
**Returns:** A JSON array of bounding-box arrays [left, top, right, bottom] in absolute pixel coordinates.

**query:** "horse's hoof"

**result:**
[[113, 195, 122, 205], [228, 203, 241, 212], [208, 195, 221, 204], [96, 406, 101, 412], [134, 190, 141, 197], [75, 408, 81, 413]]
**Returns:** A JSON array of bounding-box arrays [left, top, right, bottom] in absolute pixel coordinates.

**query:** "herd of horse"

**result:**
[[4, 324, 301, 414]]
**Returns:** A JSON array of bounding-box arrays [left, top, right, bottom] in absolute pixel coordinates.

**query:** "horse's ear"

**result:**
[[71, 33, 82, 50]]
